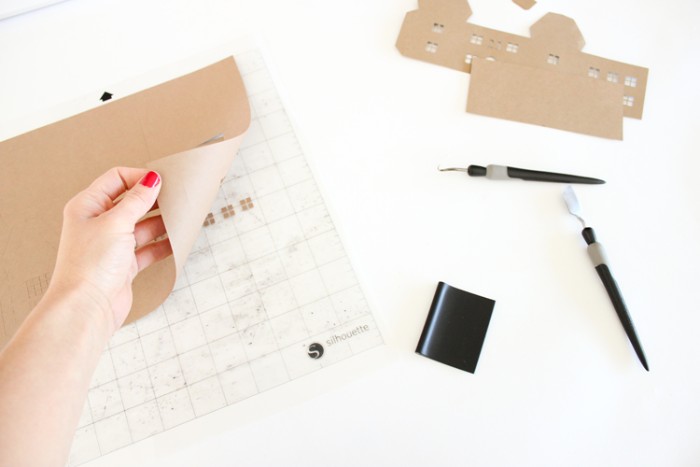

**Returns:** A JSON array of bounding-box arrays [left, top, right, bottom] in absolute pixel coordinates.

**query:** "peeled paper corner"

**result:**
[[0, 58, 250, 348]]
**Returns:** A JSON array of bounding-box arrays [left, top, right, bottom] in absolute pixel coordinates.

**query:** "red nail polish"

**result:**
[[141, 171, 160, 188]]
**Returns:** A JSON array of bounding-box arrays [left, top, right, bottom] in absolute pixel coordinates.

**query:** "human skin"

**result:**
[[0, 167, 172, 466]]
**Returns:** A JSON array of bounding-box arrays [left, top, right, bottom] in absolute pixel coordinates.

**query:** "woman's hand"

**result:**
[[48, 167, 173, 335], [0, 167, 173, 467]]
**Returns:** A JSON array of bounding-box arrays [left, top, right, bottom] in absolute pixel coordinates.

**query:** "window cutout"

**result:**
[[625, 76, 637, 87], [506, 42, 519, 53], [432, 23, 444, 33], [465, 54, 476, 64], [547, 54, 559, 65], [623, 95, 635, 107], [607, 72, 618, 83], [425, 41, 438, 53], [487, 39, 501, 50], [486, 56, 496, 61], [25, 273, 50, 299], [203, 212, 216, 227], [221, 205, 236, 219], [240, 197, 254, 211], [470, 34, 483, 45], [588, 67, 600, 78]]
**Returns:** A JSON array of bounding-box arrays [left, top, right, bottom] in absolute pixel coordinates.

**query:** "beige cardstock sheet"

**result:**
[[396, 0, 649, 138], [0, 58, 250, 348], [468, 58, 624, 139]]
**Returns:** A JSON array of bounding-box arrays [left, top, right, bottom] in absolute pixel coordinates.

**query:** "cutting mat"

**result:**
[[67, 48, 382, 465]]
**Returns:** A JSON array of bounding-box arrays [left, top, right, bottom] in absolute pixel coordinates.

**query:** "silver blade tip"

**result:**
[[563, 185, 578, 213], [562, 185, 586, 227]]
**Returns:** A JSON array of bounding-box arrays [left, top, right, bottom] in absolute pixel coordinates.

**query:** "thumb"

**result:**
[[112, 171, 162, 225]]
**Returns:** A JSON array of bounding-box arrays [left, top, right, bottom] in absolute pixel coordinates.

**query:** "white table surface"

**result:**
[[2, 0, 700, 465]]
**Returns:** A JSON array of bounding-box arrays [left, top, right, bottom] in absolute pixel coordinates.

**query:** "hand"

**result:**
[[47, 167, 173, 335], [0, 169, 173, 466]]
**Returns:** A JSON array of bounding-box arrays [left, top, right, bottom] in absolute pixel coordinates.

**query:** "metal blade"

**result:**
[[563, 185, 586, 228], [437, 166, 469, 173]]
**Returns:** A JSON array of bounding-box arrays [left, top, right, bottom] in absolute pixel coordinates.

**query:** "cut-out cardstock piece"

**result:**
[[0, 58, 250, 348], [468, 58, 624, 139], [513, 0, 536, 10], [396, 0, 648, 121], [416, 282, 495, 374]]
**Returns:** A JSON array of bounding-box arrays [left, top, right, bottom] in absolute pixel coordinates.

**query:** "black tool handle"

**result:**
[[594, 264, 649, 371], [582, 226, 596, 245], [583, 227, 649, 371], [467, 165, 487, 176], [509, 166, 605, 184]]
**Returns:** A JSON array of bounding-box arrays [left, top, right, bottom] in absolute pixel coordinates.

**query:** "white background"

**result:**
[[1, 0, 699, 465]]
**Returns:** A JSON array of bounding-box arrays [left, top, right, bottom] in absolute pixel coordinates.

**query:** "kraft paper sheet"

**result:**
[[0, 58, 250, 348]]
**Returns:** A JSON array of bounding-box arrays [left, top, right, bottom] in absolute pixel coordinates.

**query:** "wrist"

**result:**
[[39, 282, 115, 343]]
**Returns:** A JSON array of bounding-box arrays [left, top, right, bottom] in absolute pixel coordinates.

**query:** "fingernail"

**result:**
[[141, 171, 161, 188]]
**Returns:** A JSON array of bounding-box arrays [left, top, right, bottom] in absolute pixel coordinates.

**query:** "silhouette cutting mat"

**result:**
[[66, 47, 382, 465]]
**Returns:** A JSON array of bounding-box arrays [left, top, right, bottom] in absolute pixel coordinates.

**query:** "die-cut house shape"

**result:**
[[396, 0, 648, 133]]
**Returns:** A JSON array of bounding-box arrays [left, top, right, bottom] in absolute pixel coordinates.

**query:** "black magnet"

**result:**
[[416, 282, 495, 374]]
